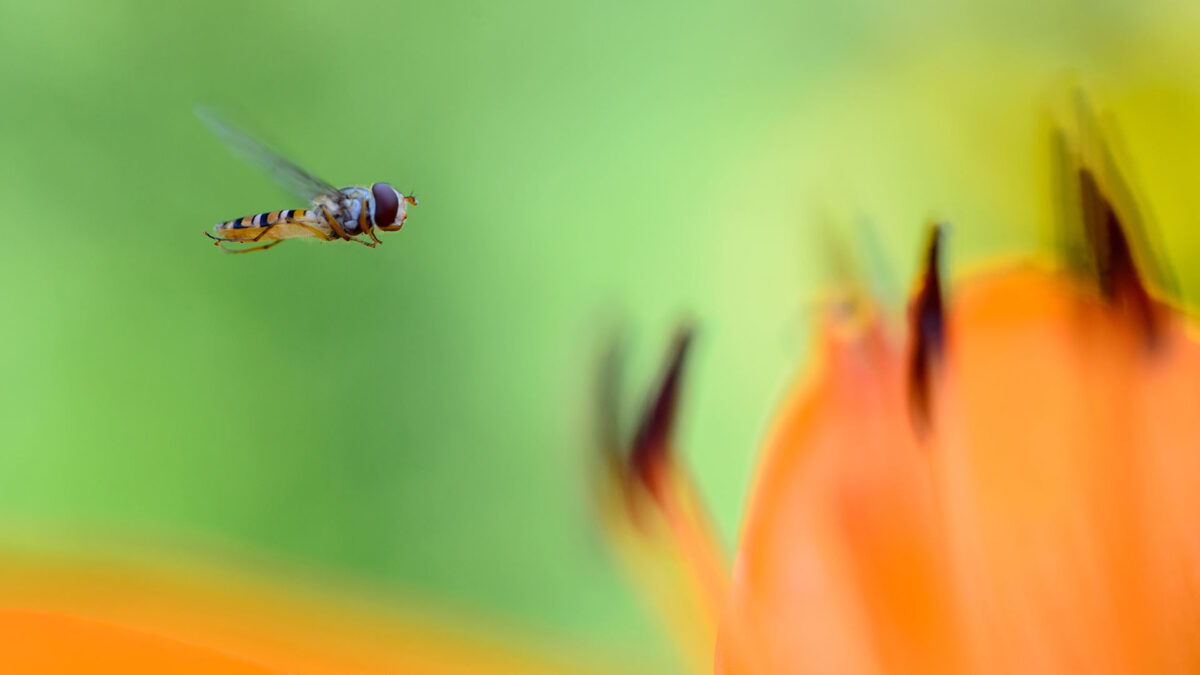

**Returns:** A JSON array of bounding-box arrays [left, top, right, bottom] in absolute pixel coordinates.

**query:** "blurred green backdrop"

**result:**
[[4, 0, 1200, 669]]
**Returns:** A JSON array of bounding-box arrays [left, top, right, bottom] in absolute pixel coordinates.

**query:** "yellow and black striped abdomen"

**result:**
[[215, 209, 309, 231], [212, 208, 333, 243]]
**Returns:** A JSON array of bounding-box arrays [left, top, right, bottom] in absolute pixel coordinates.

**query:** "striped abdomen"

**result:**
[[214, 209, 312, 232]]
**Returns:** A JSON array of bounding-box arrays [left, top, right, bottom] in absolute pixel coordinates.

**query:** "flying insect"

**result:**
[[198, 108, 417, 253]]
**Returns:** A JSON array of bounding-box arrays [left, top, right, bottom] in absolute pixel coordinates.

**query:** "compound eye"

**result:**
[[372, 183, 399, 227]]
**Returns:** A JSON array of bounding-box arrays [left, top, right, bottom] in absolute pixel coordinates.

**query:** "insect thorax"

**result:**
[[317, 187, 370, 234]]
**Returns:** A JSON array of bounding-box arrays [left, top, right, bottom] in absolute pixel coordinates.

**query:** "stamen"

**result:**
[[908, 224, 945, 436], [1077, 167, 1161, 347], [593, 325, 727, 671], [631, 326, 693, 502], [1053, 99, 1171, 349]]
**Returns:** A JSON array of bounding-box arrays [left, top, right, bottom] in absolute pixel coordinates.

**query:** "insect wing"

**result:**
[[197, 106, 340, 203]]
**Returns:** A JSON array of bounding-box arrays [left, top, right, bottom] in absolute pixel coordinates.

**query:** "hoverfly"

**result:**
[[198, 107, 417, 253]]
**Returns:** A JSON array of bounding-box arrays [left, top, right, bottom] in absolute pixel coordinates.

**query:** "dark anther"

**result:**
[[908, 225, 945, 437], [1077, 167, 1161, 347], [631, 325, 694, 497]]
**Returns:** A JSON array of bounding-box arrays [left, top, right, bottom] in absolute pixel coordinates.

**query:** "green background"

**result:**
[[3, 0, 1200, 669]]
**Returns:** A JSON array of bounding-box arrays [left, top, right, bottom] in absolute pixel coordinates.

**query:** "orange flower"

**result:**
[[602, 106, 1200, 673]]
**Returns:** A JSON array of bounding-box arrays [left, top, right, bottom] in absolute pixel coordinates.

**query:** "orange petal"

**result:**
[[0, 551, 616, 675], [717, 310, 961, 674], [0, 609, 278, 674]]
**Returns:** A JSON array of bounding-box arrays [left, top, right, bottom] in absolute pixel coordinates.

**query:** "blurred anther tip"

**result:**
[[631, 324, 695, 493], [908, 224, 946, 437], [1075, 166, 1162, 348]]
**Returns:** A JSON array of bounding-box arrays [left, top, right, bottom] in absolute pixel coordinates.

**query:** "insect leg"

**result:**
[[203, 227, 284, 243], [216, 239, 286, 254], [205, 230, 254, 243], [320, 205, 354, 241], [283, 220, 337, 241], [203, 224, 281, 248], [320, 205, 376, 248], [358, 199, 383, 245], [249, 222, 279, 242]]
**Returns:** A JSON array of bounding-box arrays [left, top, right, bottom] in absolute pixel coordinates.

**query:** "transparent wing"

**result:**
[[197, 105, 340, 203]]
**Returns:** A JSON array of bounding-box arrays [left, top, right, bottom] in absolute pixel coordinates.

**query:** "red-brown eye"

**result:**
[[372, 183, 399, 227]]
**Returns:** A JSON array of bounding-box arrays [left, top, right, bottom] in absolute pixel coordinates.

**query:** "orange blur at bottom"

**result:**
[[0, 610, 277, 674], [0, 552, 614, 675]]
